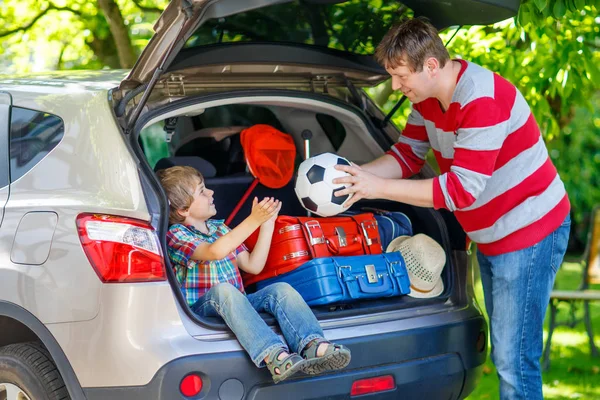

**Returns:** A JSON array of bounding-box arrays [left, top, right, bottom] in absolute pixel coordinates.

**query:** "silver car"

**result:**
[[0, 1, 520, 399]]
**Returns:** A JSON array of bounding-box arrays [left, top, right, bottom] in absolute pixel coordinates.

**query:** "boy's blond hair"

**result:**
[[157, 166, 204, 225], [375, 18, 450, 72]]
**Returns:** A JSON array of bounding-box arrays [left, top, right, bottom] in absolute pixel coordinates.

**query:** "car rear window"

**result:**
[[9, 107, 64, 182], [185, 0, 409, 55], [316, 113, 346, 151]]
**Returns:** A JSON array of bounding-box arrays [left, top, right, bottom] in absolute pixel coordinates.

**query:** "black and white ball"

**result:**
[[295, 152, 353, 217]]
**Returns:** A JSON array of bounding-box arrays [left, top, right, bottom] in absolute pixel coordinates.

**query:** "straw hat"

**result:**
[[386, 234, 446, 298]]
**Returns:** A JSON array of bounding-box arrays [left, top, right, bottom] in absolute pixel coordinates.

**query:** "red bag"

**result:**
[[242, 213, 382, 286]]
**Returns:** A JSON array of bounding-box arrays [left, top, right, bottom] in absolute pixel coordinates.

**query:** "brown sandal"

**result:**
[[266, 348, 306, 384], [300, 339, 351, 375]]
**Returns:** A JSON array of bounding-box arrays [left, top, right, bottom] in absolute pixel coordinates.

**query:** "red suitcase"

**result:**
[[242, 213, 382, 286]]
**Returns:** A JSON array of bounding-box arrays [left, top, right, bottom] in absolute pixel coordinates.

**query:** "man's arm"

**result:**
[[360, 154, 405, 179], [334, 164, 434, 208]]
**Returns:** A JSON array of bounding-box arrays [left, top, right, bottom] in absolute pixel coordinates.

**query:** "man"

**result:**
[[334, 18, 570, 400]]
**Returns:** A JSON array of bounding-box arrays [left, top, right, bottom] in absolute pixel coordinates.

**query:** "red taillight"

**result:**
[[350, 375, 395, 396], [76, 213, 166, 283], [180, 374, 203, 397]]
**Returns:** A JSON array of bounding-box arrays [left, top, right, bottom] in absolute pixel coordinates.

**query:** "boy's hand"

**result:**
[[249, 197, 281, 226], [263, 200, 282, 228]]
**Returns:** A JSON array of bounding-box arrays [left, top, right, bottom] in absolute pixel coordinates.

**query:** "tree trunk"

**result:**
[[97, 0, 136, 69], [88, 34, 122, 69]]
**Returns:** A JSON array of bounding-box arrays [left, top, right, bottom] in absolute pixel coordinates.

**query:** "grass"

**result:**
[[466, 261, 600, 400]]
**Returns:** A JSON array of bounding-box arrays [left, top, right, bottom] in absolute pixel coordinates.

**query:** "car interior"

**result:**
[[139, 96, 461, 320]]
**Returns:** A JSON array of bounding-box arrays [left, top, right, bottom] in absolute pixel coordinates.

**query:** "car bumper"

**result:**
[[83, 315, 487, 400]]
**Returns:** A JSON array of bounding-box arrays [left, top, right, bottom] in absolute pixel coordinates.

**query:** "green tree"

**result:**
[[0, 0, 166, 72]]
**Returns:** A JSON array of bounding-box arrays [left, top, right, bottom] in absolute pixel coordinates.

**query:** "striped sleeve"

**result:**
[[433, 98, 510, 212], [386, 105, 430, 178]]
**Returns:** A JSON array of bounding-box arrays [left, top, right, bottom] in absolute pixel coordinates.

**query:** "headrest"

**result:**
[[154, 156, 217, 178]]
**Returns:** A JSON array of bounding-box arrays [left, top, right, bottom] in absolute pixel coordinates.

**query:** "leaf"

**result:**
[[518, 4, 532, 27], [583, 49, 600, 86], [574, 0, 586, 9], [567, 0, 579, 11], [534, 0, 548, 11], [553, 0, 567, 18]]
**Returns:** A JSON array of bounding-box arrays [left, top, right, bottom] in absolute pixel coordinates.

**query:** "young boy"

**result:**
[[158, 166, 351, 383]]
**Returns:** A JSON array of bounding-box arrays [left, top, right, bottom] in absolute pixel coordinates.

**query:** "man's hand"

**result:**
[[333, 164, 386, 208]]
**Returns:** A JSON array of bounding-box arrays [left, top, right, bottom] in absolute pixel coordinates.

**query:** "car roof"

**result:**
[[0, 70, 128, 94]]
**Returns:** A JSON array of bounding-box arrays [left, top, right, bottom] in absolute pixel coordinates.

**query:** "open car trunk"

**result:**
[[112, 0, 520, 132], [132, 90, 469, 331], [119, 0, 517, 331]]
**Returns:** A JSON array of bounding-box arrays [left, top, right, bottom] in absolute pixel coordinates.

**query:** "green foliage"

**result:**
[[186, 0, 410, 53], [0, 0, 167, 72], [547, 94, 600, 247]]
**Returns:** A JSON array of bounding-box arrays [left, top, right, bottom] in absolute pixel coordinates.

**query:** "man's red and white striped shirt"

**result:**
[[387, 60, 570, 256]]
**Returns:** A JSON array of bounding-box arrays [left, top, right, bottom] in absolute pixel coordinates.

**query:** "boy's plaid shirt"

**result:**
[[167, 220, 247, 306]]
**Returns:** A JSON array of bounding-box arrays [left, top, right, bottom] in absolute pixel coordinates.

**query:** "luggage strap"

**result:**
[[360, 220, 379, 246], [303, 220, 328, 258]]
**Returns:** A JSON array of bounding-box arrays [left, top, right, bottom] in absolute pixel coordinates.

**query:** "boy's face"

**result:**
[[179, 179, 216, 222], [386, 56, 437, 104]]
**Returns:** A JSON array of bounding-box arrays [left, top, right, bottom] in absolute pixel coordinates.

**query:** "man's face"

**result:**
[[386, 60, 434, 104]]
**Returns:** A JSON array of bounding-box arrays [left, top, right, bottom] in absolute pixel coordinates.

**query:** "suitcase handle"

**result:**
[[339, 265, 393, 296], [326, 236, 363, 255], [357, 274, 392, 294]]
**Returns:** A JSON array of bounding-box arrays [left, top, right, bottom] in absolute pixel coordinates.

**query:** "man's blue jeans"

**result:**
[[477, 216, 570, 400], [191, 282, 324, 367]]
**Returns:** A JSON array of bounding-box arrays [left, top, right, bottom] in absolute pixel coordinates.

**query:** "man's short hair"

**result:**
[[375, 18, 450, 72], [157, 166, 204, 225]]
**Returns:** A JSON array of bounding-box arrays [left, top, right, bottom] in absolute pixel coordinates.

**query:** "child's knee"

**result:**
[[270, 282, 300, 299], [210, 282, 243, 304]]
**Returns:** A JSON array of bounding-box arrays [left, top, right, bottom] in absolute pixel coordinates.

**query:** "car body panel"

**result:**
[[0, 92, 11, 226], [0, 82, 150, 324], [81, 314, 485, 398], [48, 280, 485, 388], [0, 62, 487, 397]]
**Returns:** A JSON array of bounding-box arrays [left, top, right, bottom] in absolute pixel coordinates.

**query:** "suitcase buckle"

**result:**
[[283, 250, 310, 261], [335, 227, 347, 247], [365, 264, 378, 283], [338, 265, 351, 278], [304, 221, 325, 246], [360, 220, 379, 246], [279, 224, 302, 234]]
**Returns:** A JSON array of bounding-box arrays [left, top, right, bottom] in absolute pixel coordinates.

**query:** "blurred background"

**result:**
[[1, 1, 598, 398]]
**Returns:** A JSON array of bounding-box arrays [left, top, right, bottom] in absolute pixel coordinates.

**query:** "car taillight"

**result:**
[[76, 213, 166, 283], [180, 374, 203, 397], [350, 375, 395, 396]]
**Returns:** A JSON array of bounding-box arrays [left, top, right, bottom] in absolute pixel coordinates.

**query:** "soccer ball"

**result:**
[[295, 152, 353, 217]]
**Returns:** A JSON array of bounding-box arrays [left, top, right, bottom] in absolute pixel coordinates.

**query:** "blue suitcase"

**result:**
[[255, 252, 410, 306]]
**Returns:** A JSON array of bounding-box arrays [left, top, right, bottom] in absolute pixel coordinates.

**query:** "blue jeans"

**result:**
[[477, 216, 570, 400], [191, 282, 324, 367]]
